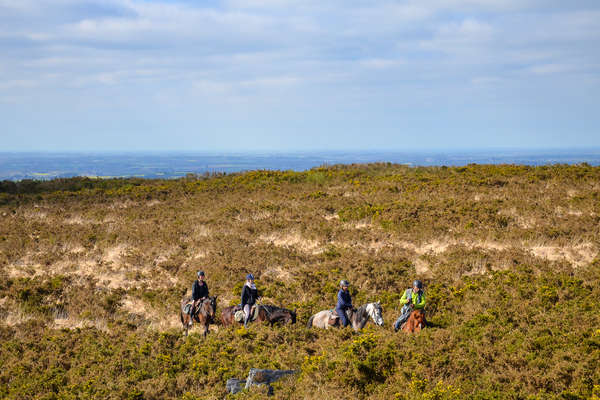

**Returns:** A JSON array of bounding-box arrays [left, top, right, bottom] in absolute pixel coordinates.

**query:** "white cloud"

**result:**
[[360, 58, 404, 70], [1, 0, 599, 151], [0, 79, 38, 89]]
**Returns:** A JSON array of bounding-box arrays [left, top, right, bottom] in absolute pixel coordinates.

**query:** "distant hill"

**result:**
[[2, 150, 600, 180]]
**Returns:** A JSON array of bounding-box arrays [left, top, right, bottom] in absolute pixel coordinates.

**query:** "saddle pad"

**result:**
[[328, 310, 339, 325], [234, 310, 245, 323], [235, 305, 260, 323]]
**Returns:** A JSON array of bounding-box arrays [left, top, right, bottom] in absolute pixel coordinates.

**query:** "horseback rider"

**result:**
[[190, 270, 209, 316], [394, 279, 426, 332], [241, 273, 259, 328], [336, 280, 353, 327]]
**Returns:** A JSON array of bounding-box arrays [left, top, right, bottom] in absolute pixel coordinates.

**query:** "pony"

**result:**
[[258, 305, 297, 326], [179, 296, 217, 337], [306, 302, 384, 331], [401, 309, 425, 333], [221, 304, 297, 327], [220, 304, 241, 327]]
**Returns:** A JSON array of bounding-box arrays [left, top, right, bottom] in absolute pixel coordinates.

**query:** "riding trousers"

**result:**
[[243, 304, 251, 326], [336, 307, 350, 327], [394, 305, 412, 330]]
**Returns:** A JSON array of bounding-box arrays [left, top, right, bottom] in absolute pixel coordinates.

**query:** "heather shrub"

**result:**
[[0, 164, 599, 399]]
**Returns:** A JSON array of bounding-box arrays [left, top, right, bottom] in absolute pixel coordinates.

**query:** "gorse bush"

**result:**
[[0, 163, 599, 399]]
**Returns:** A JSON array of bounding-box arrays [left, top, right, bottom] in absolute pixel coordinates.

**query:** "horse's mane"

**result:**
[[261, 304, 295, 314], [354, 304, 369, 319]]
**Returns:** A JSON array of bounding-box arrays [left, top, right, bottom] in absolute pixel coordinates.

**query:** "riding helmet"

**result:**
[[247, 273, 255, 280], [413, 280, 423, 289], [197, 270, 205, 277], [340, 279, 350, 287]]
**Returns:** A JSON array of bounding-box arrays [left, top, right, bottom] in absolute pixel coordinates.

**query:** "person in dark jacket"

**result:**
[[190, 270, 209, 315], [336, 280, 353, 327], [241, 273, 259, 328]]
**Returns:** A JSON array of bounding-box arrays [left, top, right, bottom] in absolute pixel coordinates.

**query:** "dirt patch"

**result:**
[[555, 206, 584, 217], [4, 310, 34, 326], [21, 210, 48, 220], [262, 265, 295, 283], [353, 221, 370, 229], [69, 245, 86, 254], [121, 296, 148, 314], [51, 317, 110, 332], [499, 207, 535, 229], [194, 225, 211, 237], [413, 258, 433, 278], [259, 231, 323, 254], [104, 245, 127, 267], [64, 215, 99, 225], [528, 243, 597, 267]]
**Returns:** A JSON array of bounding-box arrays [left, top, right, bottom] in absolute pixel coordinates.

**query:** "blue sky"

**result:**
[[1, 0, 599, 152]]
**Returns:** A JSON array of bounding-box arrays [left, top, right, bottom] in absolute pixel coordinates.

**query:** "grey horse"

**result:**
[[306, 302, 384, 331]]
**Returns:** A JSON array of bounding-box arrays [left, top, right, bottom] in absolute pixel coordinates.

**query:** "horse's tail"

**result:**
[[306, 315, 314, 328]]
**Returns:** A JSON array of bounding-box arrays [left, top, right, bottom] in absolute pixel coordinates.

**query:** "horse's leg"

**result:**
[[183, 315, 189, 336], [356, 317, 368, 331]]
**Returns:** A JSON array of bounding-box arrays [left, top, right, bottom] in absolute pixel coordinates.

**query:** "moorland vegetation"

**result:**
[[0, 163, 599, 399]]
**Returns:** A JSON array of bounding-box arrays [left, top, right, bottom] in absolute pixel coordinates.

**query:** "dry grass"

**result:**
[[1, 164, 599, 399]]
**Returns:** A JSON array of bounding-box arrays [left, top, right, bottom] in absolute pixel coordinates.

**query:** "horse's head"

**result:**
[[208, 296, 217, 318], [366, 302, 384, 326], [413, 309, 425, 324]]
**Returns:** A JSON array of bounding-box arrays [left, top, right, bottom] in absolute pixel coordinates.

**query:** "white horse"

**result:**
[[306, 302, 384, 331]]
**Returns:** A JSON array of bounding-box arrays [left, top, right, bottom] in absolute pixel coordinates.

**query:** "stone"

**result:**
[[245, 368, 297, 389], [226, 378, 245, 394], [227, 368, 297, 396]]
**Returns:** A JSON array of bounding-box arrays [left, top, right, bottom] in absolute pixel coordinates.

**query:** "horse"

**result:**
[[220, 304, 240, 327], [306, 302, 384, 331], [221, 304, 297, 327], [180, 296, 217, 337], [401, 309, 425, 333], [257, 305, 297, 326]]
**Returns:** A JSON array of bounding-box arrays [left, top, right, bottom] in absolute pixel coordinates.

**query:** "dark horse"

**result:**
[[221, 304, 296, 327], [401, 309, 426, 333], [260, 305, 297, 326], [180, 296, 217, 337]]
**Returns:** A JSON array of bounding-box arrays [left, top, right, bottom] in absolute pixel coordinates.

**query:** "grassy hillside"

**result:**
[[1, 163, 599, 399]]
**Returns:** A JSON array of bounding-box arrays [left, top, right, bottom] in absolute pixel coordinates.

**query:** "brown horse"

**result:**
[[221, 304, 296, 327], [402, 309, 426, 333], [180, 296, 217, 337], [221, 304, 241, 327]]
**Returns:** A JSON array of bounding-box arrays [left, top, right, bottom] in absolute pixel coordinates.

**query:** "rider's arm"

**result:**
[[192, 281, 199, 300], [241, 285, 248, 305], [400, 290, 410, 305], [337, 290, 351, 308], [414, 293, 426, 309]]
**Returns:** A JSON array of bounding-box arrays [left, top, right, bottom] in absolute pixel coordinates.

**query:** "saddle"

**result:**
[[183, 298, 205, 315], [328, 309, 353, 326], [234, 305, 259, 323]]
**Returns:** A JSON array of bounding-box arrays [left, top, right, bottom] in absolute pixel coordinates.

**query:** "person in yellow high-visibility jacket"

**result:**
[[394, 280, 426, 331]]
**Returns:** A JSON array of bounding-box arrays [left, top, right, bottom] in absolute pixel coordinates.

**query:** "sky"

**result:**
[[1, 0, 599, 152]]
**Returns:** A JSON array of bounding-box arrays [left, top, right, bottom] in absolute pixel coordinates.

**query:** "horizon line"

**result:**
[[3, 146, 600, 155]]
